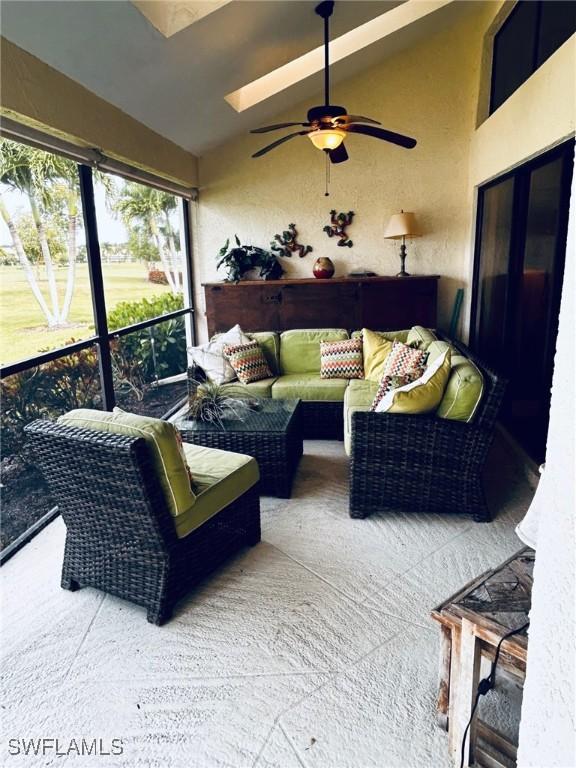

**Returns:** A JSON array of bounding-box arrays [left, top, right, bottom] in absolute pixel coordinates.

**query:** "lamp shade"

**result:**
[[308, 129, 346, 151], [384, 211, 419, 239]]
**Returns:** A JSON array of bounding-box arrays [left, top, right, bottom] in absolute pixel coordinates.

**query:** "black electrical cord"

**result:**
[[459, 621, 529, 768]]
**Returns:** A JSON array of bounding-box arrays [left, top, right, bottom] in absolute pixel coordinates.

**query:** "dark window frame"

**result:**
[[469, 138, 574, 462], [489, 0, 576, 115]]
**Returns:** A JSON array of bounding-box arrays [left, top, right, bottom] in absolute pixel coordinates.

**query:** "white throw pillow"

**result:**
[[188, 324, 251, 384]]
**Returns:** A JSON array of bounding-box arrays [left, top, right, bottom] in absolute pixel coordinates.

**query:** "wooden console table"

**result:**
[[431, 548, 534, 767], [203, 275, 439, 336]]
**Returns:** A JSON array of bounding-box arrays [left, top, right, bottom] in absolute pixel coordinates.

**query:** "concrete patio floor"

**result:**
[[0, 437, 533, 768]]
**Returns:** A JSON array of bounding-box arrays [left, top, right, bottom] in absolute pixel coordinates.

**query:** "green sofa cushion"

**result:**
[[201, 377, 277, 399], [406, 326, 438, 349], [343, 379, 378, 455], [58, 408, 196, 517], [272, 373, 348, 401], [176, 443, 259, 539], [344, 378, 380, 408], [425, 341, 484, 422], [351, 329, 410, 343], [426, 340, 458, 363], [248, 331, 280, 376], [279, 329, 348, 374]]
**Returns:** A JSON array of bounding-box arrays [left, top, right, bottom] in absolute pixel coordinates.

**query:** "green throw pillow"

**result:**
[[57, 408, 195, 517]]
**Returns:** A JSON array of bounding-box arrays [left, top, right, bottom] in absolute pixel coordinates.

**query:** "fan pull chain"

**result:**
[[325, 150, 330, 196]]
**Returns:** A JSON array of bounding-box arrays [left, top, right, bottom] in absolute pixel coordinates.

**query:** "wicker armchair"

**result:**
[[24, 420, 261, 625], [349, 338, 506, 522]]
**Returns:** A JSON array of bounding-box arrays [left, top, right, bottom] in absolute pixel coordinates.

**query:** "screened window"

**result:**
[[490, 1, 576, 114], [0, 137, 195, 556]]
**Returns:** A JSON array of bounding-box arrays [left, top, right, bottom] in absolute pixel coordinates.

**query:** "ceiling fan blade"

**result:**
[[250, 122, 309, 134], [334, 114, 381, 126], [346, 124, 417, 149], [329, 143, 349, 164], [252, 130, 310, 158]]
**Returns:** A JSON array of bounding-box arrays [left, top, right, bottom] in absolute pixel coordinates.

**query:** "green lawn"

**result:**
[[0, 263, 171, 366]]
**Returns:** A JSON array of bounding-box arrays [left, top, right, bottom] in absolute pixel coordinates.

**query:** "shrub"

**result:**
[[107, 292, 184, 331], [148, 268, 168, 285], [1, 344, 101, 457], [108, 293, 187, 400]]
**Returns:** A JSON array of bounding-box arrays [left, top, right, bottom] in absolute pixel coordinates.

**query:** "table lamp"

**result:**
[[384, 210, 420, 277]]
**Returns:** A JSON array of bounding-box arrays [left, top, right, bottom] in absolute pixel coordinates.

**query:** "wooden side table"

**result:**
[[431, 548, 534, 767]]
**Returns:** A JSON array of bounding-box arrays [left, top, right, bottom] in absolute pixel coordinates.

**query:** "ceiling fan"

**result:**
[[250, 0, 417, 165]]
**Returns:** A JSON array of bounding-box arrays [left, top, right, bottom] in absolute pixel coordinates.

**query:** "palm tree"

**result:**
[[0, 139, 80, 327], [111, 183, 183, 294]]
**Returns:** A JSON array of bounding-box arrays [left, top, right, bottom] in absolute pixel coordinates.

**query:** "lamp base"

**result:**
[[397, 243, 410, 277]]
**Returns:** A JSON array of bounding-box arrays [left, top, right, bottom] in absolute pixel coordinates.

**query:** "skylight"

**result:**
[[225, 0, 453, 112]]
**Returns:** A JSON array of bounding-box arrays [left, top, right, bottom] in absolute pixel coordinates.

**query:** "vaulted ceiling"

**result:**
[[1, 0, 479, 155]]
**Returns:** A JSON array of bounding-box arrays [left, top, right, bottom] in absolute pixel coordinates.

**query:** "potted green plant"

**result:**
[[216, 236, 283, 283]]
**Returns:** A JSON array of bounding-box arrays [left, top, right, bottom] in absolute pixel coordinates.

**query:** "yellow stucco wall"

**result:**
[[0, 38, 199, 187], [193, 5, 495, 342]]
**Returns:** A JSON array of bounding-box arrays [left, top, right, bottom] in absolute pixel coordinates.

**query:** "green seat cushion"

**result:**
[[58, 408, 196, 517], [279, 329, 348, 374], [426, 341, 484, 422], [247, 332, 280, 376], [177, 443, 259, 538], [344, 378, 379, 408], [200, 377, 277, 399], [351, 329, 410, 344], [343, 379, 378, 455], [406, 326, 438, 349], [272, 373, 348, 401]]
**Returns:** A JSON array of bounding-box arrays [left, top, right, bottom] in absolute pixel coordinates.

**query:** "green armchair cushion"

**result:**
[[272, 373, 348, 401], [427, 341, 484, 422], [176, 443, 259, 539], [58, 408, 196, 517], [279, 329, 348, 374]]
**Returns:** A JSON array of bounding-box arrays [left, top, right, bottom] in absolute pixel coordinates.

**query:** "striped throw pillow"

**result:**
[[370, 373, 419, 412], [320, 338, 364, 380], [223, 340, 272, 384], [381, 340, 428, 379]]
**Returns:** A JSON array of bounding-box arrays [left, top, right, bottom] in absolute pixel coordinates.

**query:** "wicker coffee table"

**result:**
[[175, 399, 303, 498]]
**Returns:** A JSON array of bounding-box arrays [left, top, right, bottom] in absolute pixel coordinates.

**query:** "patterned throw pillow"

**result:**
[[370, 373, 419, 412], [320, 338, 364, 380], [223, 340, 273, 384], [381, 340, 429, 379], [375, 348, 451, 414], [188, 324, 251, 384]]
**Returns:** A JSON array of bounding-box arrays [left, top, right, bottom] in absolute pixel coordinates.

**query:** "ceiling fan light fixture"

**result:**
[[308, 128, 346, 151]]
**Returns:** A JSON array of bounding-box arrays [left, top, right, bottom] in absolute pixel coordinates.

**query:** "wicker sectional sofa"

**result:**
[[188, 327, 506, 521]]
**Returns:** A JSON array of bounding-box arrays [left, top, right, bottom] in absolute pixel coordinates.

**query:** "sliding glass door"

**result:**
[[471, 139, 574, 461]]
